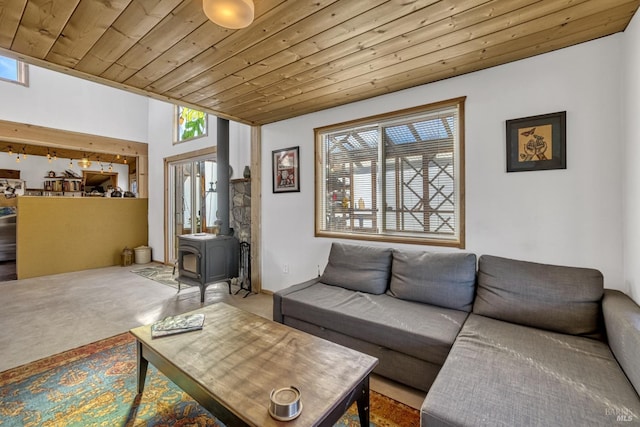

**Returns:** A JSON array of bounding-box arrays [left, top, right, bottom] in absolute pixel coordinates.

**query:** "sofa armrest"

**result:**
[[603, 289, 640, 396], [272, 277, 321, 323]]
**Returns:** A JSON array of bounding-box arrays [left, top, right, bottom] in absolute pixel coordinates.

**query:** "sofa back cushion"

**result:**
[[320, 243, 392, 294], [474, 255, 603, 337], [388, 250, 477, 312]]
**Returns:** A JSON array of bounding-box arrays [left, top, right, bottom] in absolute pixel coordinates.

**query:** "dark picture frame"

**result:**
[[506, 111, 566, 172], [272, 146, 300, 193]]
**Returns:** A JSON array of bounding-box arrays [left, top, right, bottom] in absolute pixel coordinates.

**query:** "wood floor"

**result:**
[[0, 263, 425, 409]]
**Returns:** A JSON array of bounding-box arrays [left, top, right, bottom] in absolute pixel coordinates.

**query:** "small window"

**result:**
[[315, 97, 466, 248], [0, 55, 28, 86], [175, 106, 208, 143]]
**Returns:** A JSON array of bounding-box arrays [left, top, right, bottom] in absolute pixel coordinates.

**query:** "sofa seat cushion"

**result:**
[[422, 314, 640, 426], [279, 282, 468, 365]]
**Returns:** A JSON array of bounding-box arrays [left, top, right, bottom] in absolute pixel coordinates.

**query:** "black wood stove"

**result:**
[[177, 233, 239, 303]]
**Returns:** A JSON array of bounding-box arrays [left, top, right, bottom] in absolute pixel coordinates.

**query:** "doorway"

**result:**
[[83, 171, 118, 194], [167, 156, 217, 262]]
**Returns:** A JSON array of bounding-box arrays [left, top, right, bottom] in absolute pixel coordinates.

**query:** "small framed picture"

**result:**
[[272, 146, 300, 193], [506, 111, 566, 172]]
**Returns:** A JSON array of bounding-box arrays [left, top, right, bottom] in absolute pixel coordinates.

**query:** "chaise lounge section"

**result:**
[[421, 255, 640, 426]]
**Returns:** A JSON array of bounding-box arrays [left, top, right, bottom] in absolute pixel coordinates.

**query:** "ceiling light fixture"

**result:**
[[202, 0, 254, 29], [7, 146, 12, 156], [78, 155, 92, 169]]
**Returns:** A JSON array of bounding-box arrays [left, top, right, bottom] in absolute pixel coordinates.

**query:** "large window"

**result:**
[[315, 97, 465, 248], [0, 55, 28, 86]]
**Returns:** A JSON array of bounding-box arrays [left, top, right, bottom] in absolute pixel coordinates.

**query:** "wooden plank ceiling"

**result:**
[[1, 0, 638, 126]]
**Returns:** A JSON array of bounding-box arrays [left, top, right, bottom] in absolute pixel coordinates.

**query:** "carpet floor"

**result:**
[[0, 333, 420, 426]]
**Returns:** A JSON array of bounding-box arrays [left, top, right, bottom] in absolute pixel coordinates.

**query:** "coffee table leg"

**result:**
[[356, 375, 370, 427], [137, 340, 149, 394]]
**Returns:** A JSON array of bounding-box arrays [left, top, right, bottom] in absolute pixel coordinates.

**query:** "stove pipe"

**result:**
[[217, 117, 230, 236]]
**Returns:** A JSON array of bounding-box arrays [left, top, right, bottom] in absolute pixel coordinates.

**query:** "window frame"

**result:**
[[0, 55, 28, 86], [314, 97, 466, 248]]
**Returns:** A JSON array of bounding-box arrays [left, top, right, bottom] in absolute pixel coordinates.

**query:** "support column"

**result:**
[[217, 118, 230, 236]]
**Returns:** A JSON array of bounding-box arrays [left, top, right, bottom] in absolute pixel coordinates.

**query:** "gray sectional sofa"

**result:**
[[273, 242, 640, 426]]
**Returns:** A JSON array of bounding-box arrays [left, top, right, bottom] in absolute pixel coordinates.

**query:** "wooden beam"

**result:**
[[0, 119, 147, 156], [250, 125, 261, 293]]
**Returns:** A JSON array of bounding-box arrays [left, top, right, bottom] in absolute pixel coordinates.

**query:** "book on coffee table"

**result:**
[[151, 313, 205, 338]]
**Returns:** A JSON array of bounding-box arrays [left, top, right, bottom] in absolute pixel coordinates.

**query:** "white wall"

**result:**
[[0, 65, 148, 142], [146, 99, 251, 263], [0, 64, 145, 195], [261, 35, 625, 293], [623, 12, 640, 304]]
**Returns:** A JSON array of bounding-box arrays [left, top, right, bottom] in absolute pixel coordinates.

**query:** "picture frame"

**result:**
[[272, 146, 300, 193], [506, 111, 566, 172]]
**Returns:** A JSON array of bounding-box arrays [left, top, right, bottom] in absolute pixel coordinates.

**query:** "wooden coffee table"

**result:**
[[130, 303, 378, 426]]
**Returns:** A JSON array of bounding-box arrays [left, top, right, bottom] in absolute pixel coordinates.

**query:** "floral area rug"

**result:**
[[131, 264, 190, 289], [0, 333, 420, 426]]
